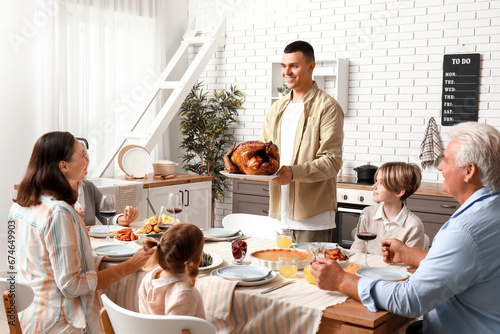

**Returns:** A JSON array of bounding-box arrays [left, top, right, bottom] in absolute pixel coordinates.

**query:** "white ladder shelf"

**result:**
[[94, 18, 226, 177]]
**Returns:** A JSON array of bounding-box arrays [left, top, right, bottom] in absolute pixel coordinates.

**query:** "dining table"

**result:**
[[91, 229, 415, 334]]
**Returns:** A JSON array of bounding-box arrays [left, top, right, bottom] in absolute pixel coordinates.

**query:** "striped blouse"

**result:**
[[9, 195, 101, 334]]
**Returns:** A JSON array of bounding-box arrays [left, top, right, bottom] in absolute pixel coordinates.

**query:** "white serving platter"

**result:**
[[220, 171, 277, 181]]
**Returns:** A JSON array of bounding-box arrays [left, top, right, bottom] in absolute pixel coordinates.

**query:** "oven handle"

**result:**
[[337, 207, 364, 214]]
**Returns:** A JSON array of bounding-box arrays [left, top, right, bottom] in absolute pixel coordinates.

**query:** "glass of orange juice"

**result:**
[[278, 254, 299, 278], [276, 230, 293, 248]]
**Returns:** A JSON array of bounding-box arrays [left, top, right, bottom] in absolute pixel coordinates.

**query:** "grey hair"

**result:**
[[448, 122, 500, 192]]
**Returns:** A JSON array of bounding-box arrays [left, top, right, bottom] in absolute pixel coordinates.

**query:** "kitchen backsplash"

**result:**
[[187, 0, 500, 225]]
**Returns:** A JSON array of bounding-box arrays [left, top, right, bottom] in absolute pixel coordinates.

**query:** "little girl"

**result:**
[[138, 223, 206, 319]]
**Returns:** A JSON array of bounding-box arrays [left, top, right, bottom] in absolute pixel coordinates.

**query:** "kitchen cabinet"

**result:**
[[406, 194, 459, 245], [147, 181, 212, 230], [270, 58, 349, 113], [232, 179, 270, 216]]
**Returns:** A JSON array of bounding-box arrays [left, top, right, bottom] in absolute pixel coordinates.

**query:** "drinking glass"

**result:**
[[355, 213, 377, 267], [157, 206, 170, 231], [166, 192, 182, 224], [231, 240, 247, 265], [99, 194, 117, 242], [278, 254, 299, 278], [276, 230, 293, 248]]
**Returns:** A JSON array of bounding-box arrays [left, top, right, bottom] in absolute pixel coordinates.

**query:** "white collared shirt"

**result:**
[[374, 203, 409, 231]]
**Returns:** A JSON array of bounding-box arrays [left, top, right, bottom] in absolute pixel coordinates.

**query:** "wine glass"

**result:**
[[157, 206, 170, 231], [166, 192, 182, 224], [99, 194, 117, 242], [355, 213, 377, 267]]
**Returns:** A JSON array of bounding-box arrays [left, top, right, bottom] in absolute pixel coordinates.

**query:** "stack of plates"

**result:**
[[117, 145, 153, 178], [94, 245, 138, 261], [211, 266, 277, 286], [202, 228, 243, 241]]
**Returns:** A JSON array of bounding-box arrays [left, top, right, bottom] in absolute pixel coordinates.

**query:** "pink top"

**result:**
[[138, 266, 206, 319]]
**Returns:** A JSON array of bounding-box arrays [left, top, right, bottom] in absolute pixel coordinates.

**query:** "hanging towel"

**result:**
[[419, 117, 442, 169]]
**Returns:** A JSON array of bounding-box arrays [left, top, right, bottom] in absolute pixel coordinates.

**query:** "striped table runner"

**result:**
[[92, 235, 408, 333], [196, 238, 349, 334]]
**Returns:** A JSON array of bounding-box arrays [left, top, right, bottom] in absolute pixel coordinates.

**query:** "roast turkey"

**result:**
[[224, 141, 280, 175]]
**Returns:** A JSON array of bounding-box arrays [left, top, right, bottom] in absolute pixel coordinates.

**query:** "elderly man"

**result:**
[[312, 122, 500, 333]]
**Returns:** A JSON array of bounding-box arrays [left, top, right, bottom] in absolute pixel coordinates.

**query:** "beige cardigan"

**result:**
[[260, 82, 344, 221]]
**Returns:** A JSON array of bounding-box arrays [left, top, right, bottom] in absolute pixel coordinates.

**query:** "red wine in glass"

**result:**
[[100, 210, 117, 218], [357, 232, 377, 241], [167, 208, 183, 214]]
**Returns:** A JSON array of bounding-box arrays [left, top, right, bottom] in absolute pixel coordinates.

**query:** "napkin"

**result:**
[[198, 276, 238, 320], [419, 117, 442, 169]]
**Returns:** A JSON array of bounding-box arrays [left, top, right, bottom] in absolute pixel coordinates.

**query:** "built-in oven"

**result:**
[[333, 178, 377, 248]]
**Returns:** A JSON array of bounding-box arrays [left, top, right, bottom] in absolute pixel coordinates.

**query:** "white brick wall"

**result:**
[[187, 0, 500, 226]]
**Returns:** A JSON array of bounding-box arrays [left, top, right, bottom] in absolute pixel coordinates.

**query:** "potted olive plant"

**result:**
[[178, 82, 244, 226]]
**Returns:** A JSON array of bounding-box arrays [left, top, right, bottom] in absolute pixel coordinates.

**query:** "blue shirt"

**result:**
[[358, 187, 500, 334]]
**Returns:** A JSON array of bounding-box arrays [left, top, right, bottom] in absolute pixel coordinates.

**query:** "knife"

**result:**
[[261, 280, 295, 294]]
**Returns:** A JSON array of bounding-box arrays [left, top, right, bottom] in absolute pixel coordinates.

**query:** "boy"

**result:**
[[350, 162, 426, 255]]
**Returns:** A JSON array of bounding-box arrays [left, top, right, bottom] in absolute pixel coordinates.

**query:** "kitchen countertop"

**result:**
[[337, 176, 452, 198], [111, 173, 213, 189]]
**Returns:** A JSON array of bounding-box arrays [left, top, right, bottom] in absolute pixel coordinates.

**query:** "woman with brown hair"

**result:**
[[9, 131, 153, 334]]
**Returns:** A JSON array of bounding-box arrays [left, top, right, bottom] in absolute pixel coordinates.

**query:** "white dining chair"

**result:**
[[1, 278, 35, 334], [222, 213, 280, 240], [100, 294, 216, 334]]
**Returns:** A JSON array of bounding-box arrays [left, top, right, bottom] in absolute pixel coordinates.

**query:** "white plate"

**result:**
[[199, 252, 223, 271], [211, 269, 278, 286], [204, 231, 244, 242], [94, 245, 138, 258], [356, 267, 410, 281], [119, 145, 153, 178], [291, 243, 355, 257], [202, 228, 238, 238], [216, 266, 271, 282], [89, 225, 124, 238], [220, 171, 277, 180]]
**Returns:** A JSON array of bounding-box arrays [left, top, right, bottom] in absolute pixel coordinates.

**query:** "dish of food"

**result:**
[[211, 269, 278, 286], [250, 249, 309, 270], [355, 267, 411, 281], [112, 228, 139, 243], [220, 171, 278, 180], [291, 243, 355, 257], [134, 215, 175, 238], [223, 140, 280, 175], [199, 252, 223, 271]]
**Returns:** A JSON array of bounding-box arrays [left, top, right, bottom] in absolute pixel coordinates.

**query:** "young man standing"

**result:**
[[261, 41, 344, 243]]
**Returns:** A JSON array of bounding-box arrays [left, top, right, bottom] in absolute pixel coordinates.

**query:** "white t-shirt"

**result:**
[[279, 101, 336, 231]]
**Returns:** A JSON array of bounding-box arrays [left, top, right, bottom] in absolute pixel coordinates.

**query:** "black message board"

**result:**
[[441, 53, 480, 126]]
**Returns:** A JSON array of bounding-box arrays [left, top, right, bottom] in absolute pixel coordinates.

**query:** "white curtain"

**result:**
[[37, 0, 170, 176]]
